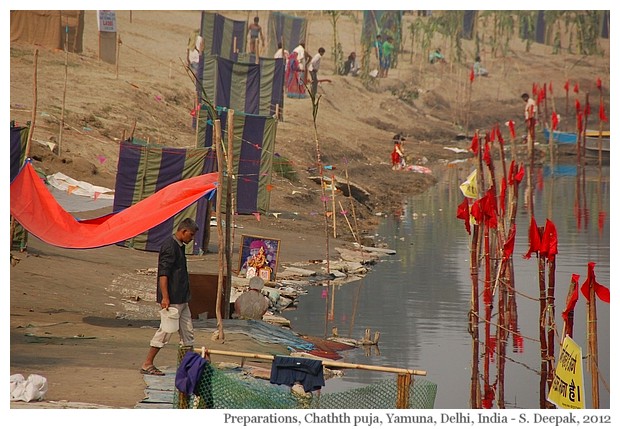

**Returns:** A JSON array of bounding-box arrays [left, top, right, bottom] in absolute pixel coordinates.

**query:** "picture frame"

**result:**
[[237, 234, 281, 281]]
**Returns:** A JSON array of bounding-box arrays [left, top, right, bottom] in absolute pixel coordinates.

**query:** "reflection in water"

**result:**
[[287, 161, 609, 409]]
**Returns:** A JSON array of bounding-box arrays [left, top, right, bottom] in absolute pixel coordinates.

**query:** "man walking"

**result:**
[[140, 218, 199, 376], [309, 47, 325, 97]]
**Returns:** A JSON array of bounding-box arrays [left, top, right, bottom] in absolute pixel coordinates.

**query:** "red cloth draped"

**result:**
[[502, 225, 516, 261], [456, 197, 471, 235], [551, 111, 559, 130], [540, 219, 558, 262], [561, 274, 581, 322], [483, 141, 492, 166], [10, 162, 219, 249], [599, 104, 608, 122], [496, 125, 504, 145], [499, 177, 506, 215], [523, 216, 541, 259], [507, 120, 516, 140], [514, 164, 525, 183], [580, 262, 610, 303], [470, 133, 479, 154]]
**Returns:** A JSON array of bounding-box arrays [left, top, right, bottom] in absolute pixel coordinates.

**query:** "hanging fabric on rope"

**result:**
[[10, 160, 218, 249]]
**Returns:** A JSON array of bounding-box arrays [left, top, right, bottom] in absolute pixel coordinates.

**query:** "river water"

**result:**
[[287, 160, 610, 409]]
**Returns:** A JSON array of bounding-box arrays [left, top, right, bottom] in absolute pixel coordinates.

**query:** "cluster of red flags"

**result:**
[[523, 217, 558, 262]]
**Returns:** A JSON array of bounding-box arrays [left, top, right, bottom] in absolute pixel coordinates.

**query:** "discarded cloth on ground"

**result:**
[[10, 374, 48, 402]]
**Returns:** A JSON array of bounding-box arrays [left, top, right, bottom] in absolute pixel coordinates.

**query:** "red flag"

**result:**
[[580, 262, 610, 303], [564, 80, 569, 92], [502, 225, 516, 261], [575, 99, 581, 113], [585, 101, 591, 117], [523, 216, 541, 259], [532, 82, 538, 98], [540, 219, 558, 262], [573, 82, 579, 93], [471, 198, 483, 224], [507, 120, 516, 140], [577, 112, 583, 132], [470, 133, 479, 155], [483, 188, 497, 229], [496, 125, 504, 145], [549, 81, 553, 94], [489, 127, 496, 142], [483, 141, 492, 167], [561, 274, 581, 322], [469, 67, 475, 83], [507, 160, 515, 185], [456, 198, 471, 235], [514, 164, 525, 184], [551, 111, 559, 130], [599, 104, 608, 122], [596, 77, 602, 90], [500, 177, 507, 215]]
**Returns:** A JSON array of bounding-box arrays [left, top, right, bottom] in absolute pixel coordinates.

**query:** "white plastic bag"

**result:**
[[10, 373, 48, 402]]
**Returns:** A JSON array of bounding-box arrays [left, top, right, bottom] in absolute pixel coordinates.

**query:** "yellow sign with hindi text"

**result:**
[[547, 335, 585, 409]]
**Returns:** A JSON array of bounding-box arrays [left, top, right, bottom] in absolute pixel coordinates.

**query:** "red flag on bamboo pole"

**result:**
[[471, 198, 483, 224], [575, 99, 581, 113], [514, 164, 525, 183], [523, 216, 541, 259], [456, 197, 471, 235], [496, 125, 504, 145], [577, 112, 583, 132], [507, 160, 515, 185], [580, 262, 610, 303], [483, 141, 492, 167], [499, 177, 507, 215], [539, 219, 558, 262], [489, 127, 496, 142], [469, 67, 475, 83], [573, 82, 579, 93], [506, 120, 516, 140], [596, 77, 602, 91], [585, 101, 591, 117], [549, 81, 553, 95], [599, 104, 608, 122], [470, 133, 479, 155], [562, 274, 581, 322], [502, 225, 516, 261], [551, 111, 559, 130], [482, 188, 498, 229], [564, 80, 569, 93]]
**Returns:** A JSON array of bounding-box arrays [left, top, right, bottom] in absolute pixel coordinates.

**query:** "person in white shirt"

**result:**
[[521, 92, 537, 139], [274, 42, 289, 61], [309, 47, 325, 97], [292, 42, 309, 71]]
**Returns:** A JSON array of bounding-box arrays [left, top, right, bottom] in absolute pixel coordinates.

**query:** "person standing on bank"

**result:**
[[309, 47, 325, 97], [248, 16, 265, 55], [140, 218, 199, 376], [381, 36, 395, 78]]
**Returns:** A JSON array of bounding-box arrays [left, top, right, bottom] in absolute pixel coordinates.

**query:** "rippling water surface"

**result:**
[[287, 161, 610, 409]]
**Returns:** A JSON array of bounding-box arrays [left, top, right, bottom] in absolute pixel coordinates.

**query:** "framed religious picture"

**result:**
[[237, 235, 281, 281]]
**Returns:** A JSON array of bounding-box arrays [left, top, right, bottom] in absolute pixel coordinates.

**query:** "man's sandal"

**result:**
[[140, 365, 164, 376]]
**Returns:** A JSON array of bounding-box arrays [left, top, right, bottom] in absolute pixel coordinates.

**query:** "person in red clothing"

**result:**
[[391, 133, 406, 170]]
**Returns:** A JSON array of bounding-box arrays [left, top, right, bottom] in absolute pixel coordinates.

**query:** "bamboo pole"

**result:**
[[537, 226, 549, 408], [344, 161, 361, 245], [560, 276, 578, 340], [205, 349, 427, 375], [59, 26, 69, 158], [115, 32, 120, 79], [396, 373, 411, 409], [331, 174, 337, 238], [339, 201, 357, 242], [546, 251, 557, 393], [587, 271, 600, 408], [469, 223, 481, 409], [224, 109, 235, 319], [214, 120, 225, 340]]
